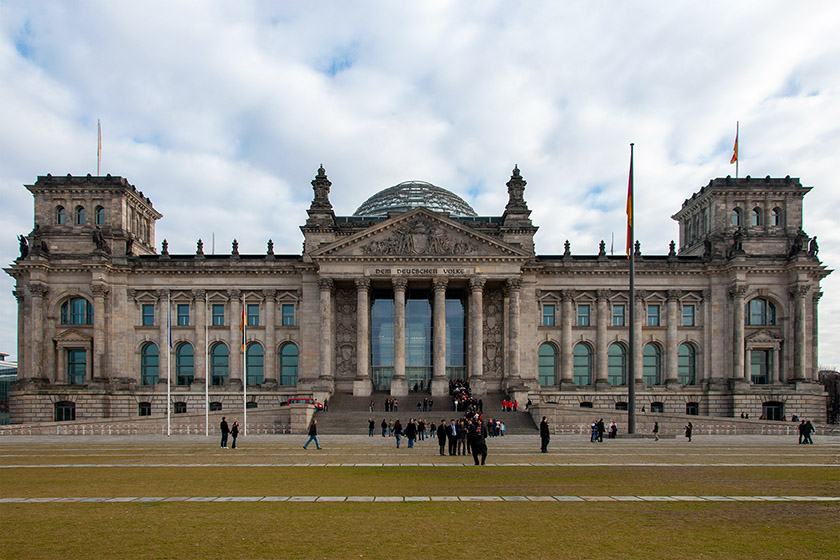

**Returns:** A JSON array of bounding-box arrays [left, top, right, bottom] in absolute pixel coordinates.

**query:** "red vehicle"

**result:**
[[284, 397, 323, 410]]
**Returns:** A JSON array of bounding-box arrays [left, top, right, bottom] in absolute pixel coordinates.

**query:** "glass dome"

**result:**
[[353, 181, 477, 218]]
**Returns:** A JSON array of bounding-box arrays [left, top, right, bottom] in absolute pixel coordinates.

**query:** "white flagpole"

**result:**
[[242, 292, 247, 436], [167, 291, 171, 437], [735, 121, 740, 179], [97, 119, 101, 176], [205, 291, 209, 437]]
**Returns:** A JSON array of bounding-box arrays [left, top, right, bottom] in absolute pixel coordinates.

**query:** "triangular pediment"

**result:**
[[745, 330, 783, 343], [311, 208, 528, 260], [54, 327, 93, 343]]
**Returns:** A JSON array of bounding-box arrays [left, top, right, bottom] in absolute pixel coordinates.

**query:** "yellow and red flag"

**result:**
[[626, 145, 634, 258], [730, 130, 738, 164]]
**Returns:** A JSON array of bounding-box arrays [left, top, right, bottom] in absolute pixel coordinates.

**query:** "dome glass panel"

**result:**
[[353, 181, 477, 218]]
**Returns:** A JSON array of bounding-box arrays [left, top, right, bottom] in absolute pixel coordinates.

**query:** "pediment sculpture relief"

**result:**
[[359, 215, 475, 256]]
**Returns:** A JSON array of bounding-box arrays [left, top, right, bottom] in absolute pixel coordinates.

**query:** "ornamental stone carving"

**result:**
[[483, 286, 504, 378], [334, 287, 357, 380], [359, 215, 475, 256]]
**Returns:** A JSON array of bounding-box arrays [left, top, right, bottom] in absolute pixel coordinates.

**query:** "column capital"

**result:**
[[355, 277, 371, 290], [261, 288, 276, 300], [506, 277, 522, 292], [789, 284, 810, 299], [596, 289, 610, 301], [392, 277, 408, 291], [318, 278, 334, 292], [91, 283, 109, 298], [433, 276, 449, 292], [666, 290, 680, 302], [156, 289, 169, 300], [192, 289, 206, 299], [813, 290, 824, 302], [728, 285, 747, 299], [13, 289, 25, 302], [228, 288, 242, 299], [469, 276, 485, 291], [559, 289, 575, 302], [28, 283, 48, 298]]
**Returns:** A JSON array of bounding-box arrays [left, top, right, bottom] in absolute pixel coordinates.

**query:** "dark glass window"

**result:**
[[608, 343, 626, 386], [61, 298, 93, 325], [762, 401, 783, 421], [538, 343, 557, 386], [746, 299, 776, 326], [279, 343, 298, 386], [643, 343, 661, 385], [370, 294, 394, 391], [247, 304, 260, 326], [650, 402, 664, 413], [686, 402, 699, 415], [542, 304, 555, 326], [210, 343, 228, 386], [209, 402, 222, 411], [141, 304, 154, 326], [67, 349, 86, 385], [177, 304, 189, 326], [612, 305, 625, 327], [615, 402, 628, 411], [246, 342, 264, 385], [281, 304, 295, 326], [751, 207, 762, 227], [246, 401, 258, 409], [56, 206, 66, 225], [174, 402, 187, 414], [405, 293, 432, 390], [75, 206, 86, 225], [140, 342, 159, 386], [95, 206, 105, 225], [573, 343, 592, 385], [732, 208, 742, 227], [579, 401, 593, 408], [54, 401, 75, 421], [750, 349, 770, 384], [212, 304, 225, 326], [577, 304, 590, 327], [647, 305, 660, 327], [445, 295, 466, 381], [682, 305, 695, 327], [678, 344, 696, 385], [176, 343, 194, 386], [771, 207, 782, 226], [138, 402, 152, 416]]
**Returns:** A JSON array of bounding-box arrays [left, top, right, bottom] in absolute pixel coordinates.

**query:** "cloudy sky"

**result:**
[[1, 1, 839, 366]]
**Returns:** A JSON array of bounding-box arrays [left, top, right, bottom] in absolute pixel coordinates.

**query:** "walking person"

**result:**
[[653, 421, 660, 441], [303, 419, 321, 450], [219, 416, 230, 448], [596, 418, 605, 442], [469, 420, 488, 465], [405, 418, 417, 449], [684, 421, 693, 442], [368, 418, 375, 437], [539, 416, 550, 453], [230, 419, 239, 449], [803, 420, 815, 444], [393, 419, 403, 448], [437, 419, 447, 456], [381, 418, 388, 437]]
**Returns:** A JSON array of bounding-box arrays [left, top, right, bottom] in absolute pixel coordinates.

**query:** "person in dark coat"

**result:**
[[803, 420, 815, 444], [447, 419, 458, 455], [303, 420, 321, 450], [436, 420, 448, 456], [381, 418, 388, 437], [219, 416, 230, 448], [596, 418, 606, 442], [468, 421, 487, 465], [368, 418, 375, 437], [404, 418, 417, 448], [539, 416, 550, 453], [393, 419, 403, 448], [684, 422, 693, 442], [230, 420, 239, 449]]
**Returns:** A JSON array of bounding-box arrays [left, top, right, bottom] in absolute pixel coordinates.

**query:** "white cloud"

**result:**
[[1, 0, 839, 367]]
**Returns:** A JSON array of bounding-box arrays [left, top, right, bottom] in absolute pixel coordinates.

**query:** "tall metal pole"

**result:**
[[627, 143, 636, 434], [205, 291, 209, 437], [242, 292, 247, 436], [167, 291, 171, 437]]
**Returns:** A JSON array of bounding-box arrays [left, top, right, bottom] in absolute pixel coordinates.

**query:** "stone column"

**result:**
[[560, 290, 574, 388], [353, 278, 372, 396], [744, 348, 752, 383], [28, 283, 48, 382], [701, 289, 712, 386], [730, 285, 747, 382], [91, 283, 109, 382], [812, 291, 822, 382], [158, 290, 169, 387], [228, 289, 242, 388], [431, 277, 450, 396], [263, 289, 277, 386], [391, 277, 408, 396], [506, 278, 522, 388], [193, 290, 206, 387], [791, 285, 809, 382], [595, 290, 609, 388], [13, 289, 26, 381], [772, 346, 781, 384], [665, 290, 680, 387], [469, 277, 486, 395], [633, 293, 644, 385], [317, 279, 334, 385]]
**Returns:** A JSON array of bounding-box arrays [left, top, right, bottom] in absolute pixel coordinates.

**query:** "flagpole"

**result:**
[[627, 143, 636, 435], [242, 293, 247, 436], [97, 119, 101, 176], [167, 291, 171, 437], [735, 121, 739, 179], [205, 291, 209, 437]]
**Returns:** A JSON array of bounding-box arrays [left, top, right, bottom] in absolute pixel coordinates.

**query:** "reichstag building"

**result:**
[[5, 165, 830, 423]]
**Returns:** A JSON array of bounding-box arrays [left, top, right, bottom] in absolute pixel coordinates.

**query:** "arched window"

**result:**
[[607, 343, 626, 386], [751, 207, 762, 227], [678, 343, 696, 385], [573, 343, 592, 386], [54, 401, 75, 422], [731, 207, 742, 227], [538, 343, 557, 386], [94, 206, 105, 225], [75, 205, 86, 225], [60, 297, 93, 325], [746, 298, 776, 326], [56, 205, 67, 225], [643, 343, 662, 385], [771, 207, 782, 226], [279, 343, 298, 386], [176, 343, 194, 386], [140, 342, 159, 386], [210, 343, 229, 386], [246, 342, 264, 386]]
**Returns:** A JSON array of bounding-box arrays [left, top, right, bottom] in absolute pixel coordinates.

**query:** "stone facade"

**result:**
[[4, 168, 831, 424]]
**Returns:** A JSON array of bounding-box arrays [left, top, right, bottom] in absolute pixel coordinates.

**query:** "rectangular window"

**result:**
[[247, 304, 260, 326], [177, 304, 190, 326], [612, 304, 625, 326], [138, 402, 151, 417], [647, 304, 660, 327], [142, 304, 154, 326], [682, 305, 695, 327], [542, 304, 555, 326], [577, 304, 590, 327], [282, 304, 295, 326], [67, 349, 86, 385], [212, 304, 225, 326]]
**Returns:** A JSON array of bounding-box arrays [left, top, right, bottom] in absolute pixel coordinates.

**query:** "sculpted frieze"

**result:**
[[359, 215, 475, 256]]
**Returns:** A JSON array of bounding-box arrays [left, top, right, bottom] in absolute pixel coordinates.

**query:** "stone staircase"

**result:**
[[314, 391, 536, 435]]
